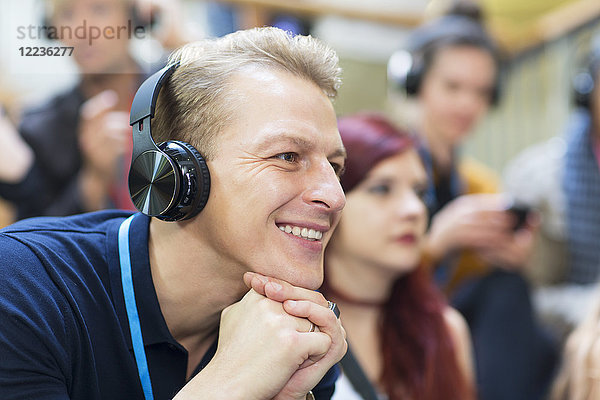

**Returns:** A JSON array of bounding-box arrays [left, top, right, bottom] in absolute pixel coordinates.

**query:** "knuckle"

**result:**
[[277, 329, 300, 351]]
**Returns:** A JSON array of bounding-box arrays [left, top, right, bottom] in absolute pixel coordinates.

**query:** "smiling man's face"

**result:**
[[194, 66, 346, 289]]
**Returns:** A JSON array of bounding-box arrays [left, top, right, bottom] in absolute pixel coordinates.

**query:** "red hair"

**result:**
[[328, 112, 473, 400]]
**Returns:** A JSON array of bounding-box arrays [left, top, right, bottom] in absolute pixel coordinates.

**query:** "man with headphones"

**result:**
[[0, 27, 347, 400], [388, 2, 558, 399]]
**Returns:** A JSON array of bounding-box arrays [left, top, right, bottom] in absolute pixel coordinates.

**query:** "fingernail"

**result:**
[[287, 300, 297, 308], [267, 281, 282, 292], [255, 274, 268, 284]]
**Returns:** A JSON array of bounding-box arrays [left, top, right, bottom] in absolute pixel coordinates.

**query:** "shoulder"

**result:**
[[331, 372, 365, 400], [458, 156, 500, 194], [20, 86, 83, 121], [443, 307, 474, 383], [0, 210, 130, 270], [2, 209, 130, 234], [19, 86, 84, 143], [443, 307, 469, 343], [503, 138, 565, 195]]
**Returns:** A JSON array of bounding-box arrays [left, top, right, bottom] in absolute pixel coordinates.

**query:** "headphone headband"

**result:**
[[130, 62, 179, 125]]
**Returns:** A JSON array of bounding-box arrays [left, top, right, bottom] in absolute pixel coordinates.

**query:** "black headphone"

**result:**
[[387, 15, 502, 106], [128, 63, 211, 221], [573, 46, 600, 110]]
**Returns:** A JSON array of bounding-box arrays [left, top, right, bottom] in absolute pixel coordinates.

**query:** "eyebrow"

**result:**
[[253, 132, 347, 160]]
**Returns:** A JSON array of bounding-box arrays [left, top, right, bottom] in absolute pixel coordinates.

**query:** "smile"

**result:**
[[278, 224, 324, 241]]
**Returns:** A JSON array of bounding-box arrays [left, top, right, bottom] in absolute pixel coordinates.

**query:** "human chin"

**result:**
[[255, 255, 324, 290], [278, 248, 325, 289]]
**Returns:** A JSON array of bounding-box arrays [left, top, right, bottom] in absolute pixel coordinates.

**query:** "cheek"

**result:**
[[423, 90, 453, 121]]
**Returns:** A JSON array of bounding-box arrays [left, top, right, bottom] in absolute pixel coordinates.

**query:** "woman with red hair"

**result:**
[[325, 113, 475, 400]]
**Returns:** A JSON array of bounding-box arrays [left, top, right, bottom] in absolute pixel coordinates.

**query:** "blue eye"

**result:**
[[275, 153, 298, 163]]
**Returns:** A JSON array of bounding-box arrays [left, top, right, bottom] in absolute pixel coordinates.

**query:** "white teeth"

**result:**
[[278, 225, 324, 241]]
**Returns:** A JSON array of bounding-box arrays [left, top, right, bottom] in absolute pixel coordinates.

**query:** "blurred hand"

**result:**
[[0, 109, 33, 183], [78, 90, 130, 211], [425, 194, 514, 259], [79, 90, 130, 180], [477, 212, 540, 271]]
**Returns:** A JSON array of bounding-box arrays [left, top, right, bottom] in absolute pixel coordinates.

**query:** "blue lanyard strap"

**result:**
[[118, 215, 154, 400]]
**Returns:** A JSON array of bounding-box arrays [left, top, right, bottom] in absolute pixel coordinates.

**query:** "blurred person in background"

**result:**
[[387, 1, 558, 399], [0, 0, 191, 219], [504, 39, 600, 339], [0, 104, 33, 227], [324, 113, 475, 400]]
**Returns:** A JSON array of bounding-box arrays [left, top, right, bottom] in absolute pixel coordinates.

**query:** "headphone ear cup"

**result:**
[[387, 50, 422, 97], [173, 141, 211, 219], [404, 62, 423, 97], [573, 71, 594, 109], [128, 147, 180, 218], [489, 69, 502, 106], [158, 141, 211, 221]]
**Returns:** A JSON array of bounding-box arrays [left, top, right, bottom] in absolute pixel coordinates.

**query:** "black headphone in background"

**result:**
[[573, 45, 600, 110], [128, 63, 211, 221], [387, 15, 502, 106]]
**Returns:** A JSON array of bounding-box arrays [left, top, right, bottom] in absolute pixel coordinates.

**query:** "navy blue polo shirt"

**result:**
[[0, 210, 338, 400]]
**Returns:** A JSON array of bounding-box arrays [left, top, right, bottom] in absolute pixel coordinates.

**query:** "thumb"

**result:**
[[80, 90, 118, 120]]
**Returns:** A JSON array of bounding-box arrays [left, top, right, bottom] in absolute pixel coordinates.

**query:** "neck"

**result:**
[[324, 251, 389, 383], [324, 250, 397, 311], [148, 219, 248, 347], [420, 119, 455, 170]]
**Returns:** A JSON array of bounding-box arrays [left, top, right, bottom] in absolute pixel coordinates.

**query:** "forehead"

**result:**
[[429, 45, 496, 81], [367, 150, 426, 181], [221, 67, 342, 152], [50, 0, 128, 12]]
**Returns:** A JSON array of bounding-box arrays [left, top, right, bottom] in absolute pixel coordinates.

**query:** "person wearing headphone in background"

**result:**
[[387, 2, 558, 399], [0, 27, 346, 400], [504, 39, 600, 341], [0, 0, 190, 220], [323, 113, 475, 400]]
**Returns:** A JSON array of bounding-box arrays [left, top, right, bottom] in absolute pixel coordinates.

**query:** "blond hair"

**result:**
[[152, 27, 342, 160]]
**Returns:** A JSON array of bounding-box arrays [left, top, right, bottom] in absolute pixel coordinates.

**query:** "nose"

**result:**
[[302, 160, 346, 212], [396, 190, 426, 220]]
